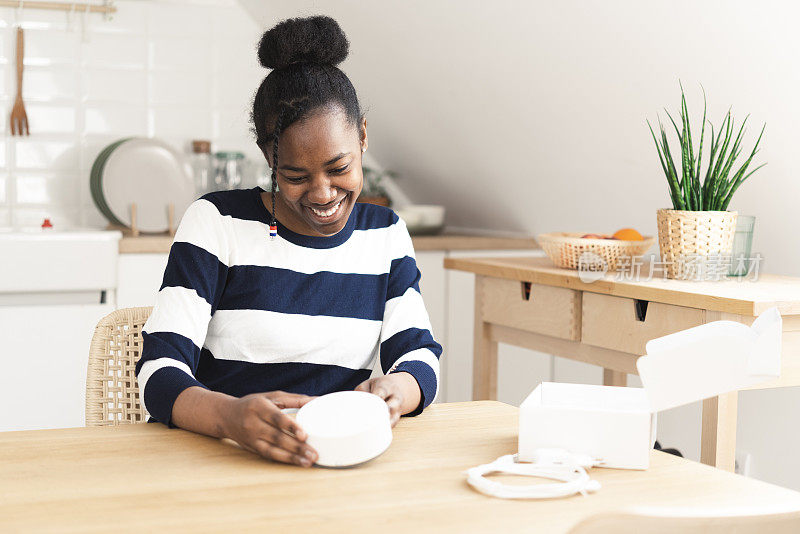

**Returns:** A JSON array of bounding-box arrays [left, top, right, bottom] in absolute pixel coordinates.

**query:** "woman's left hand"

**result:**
[[355, 372, 421, 426]]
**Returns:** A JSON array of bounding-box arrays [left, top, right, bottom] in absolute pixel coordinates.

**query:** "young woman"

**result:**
[[135, 16, 442, 468]]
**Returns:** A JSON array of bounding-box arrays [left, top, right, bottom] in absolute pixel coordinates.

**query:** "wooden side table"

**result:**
[[444, 256, 800, 471]]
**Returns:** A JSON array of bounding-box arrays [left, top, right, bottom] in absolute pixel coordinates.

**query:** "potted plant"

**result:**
[[648, 85, 765, 280], [357, 166, 397, 207]]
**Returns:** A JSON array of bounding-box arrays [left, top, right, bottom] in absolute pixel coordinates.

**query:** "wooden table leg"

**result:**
[[603, 369, 627, 387], [473, 276, 498, 400], [701, 391, 738, 471]]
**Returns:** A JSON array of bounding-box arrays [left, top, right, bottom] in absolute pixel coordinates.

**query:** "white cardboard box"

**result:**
[[518, 307, 783, 470]]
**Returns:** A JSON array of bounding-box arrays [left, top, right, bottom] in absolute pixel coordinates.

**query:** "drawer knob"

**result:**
[[634, 299, 649, 322], [521, 282, 532, 301]]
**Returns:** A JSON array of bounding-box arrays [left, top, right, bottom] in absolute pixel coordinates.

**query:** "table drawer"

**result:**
[[581, 292, 705, 354], [480, 278, 581, 340]]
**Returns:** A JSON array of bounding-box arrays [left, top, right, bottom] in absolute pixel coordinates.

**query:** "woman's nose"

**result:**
[[307, 176, 337, 204]]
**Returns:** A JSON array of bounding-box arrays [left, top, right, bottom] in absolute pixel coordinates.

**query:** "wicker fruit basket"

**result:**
[[537, 232, 656, 271]]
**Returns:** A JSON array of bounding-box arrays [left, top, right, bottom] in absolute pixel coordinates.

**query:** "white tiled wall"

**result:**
[[0, 0, 266, 229]]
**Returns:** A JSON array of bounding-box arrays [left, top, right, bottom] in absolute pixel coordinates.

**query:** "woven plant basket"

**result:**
[[656, 209, 737, 280], [538, 232, 656, 271]]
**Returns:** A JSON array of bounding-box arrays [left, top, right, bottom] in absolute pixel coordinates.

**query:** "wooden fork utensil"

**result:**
[[10, 27, 29, 136]]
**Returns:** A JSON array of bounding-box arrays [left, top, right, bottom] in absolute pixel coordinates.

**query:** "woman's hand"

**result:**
[[355, 372, 421, 426], [220, 391, 318, 467]]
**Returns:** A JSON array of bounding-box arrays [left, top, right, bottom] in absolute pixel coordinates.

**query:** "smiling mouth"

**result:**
[[306, 196, 346, 221]]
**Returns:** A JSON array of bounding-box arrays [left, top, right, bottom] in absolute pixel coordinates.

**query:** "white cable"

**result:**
[[466, 449, 603, 500]]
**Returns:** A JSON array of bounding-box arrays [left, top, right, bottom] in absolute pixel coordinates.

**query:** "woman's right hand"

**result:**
[[221, 391, 318, 467]]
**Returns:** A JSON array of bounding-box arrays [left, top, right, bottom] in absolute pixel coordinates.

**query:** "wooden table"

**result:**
[[444, 256, 800, 472], [3, 402, 800, 533]]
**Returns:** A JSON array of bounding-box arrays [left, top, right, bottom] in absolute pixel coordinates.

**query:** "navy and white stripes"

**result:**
[[136, 187, 442, 426]]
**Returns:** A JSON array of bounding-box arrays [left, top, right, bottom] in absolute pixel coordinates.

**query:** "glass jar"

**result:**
[[190, 140, 213, 195], [213, 151, 245, 190], [728, 215, 756, 277], [254, 160, 271, 190]]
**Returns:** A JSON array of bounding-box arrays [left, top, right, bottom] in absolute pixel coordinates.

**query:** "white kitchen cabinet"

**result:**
[[415, 251, 447, 400], [415, 251, 447, 344], [0, 230, 120, 431], [117, 253, 169, 309], [0, 302, 114, 431], [434, 249, 547, 405]]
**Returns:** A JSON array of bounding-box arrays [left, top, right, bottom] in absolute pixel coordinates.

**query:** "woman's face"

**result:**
[[264, 107, 367, 237]]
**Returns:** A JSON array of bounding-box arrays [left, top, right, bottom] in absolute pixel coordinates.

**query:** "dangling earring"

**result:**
[[269, 197, 278, 239]]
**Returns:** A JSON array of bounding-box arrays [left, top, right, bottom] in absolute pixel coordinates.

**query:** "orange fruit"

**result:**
[[612, 228, 644, 241]]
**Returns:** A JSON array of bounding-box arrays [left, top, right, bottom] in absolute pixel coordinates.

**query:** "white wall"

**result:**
[[240, 0, 800, 490], [240, 0, 800, 276], [0, 0, 266, 229]]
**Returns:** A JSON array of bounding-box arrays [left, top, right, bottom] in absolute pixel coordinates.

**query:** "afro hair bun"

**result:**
[[258, 15, 350, 70]]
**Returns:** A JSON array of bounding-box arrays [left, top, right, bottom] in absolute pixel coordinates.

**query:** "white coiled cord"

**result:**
[[466, 449, 603, 499]]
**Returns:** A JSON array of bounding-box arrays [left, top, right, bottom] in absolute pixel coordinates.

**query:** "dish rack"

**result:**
[[537, 232, 656, 271], [106, 203, 176, 237]]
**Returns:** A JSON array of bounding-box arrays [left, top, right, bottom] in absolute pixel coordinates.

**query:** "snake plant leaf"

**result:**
[[694, 89, 707, 208], [649, 120, 683, 209], [720, 162, 766, 210], [701, 121, 719, 208], [658, 121, 685, 210], [709, 110, 735, 209], [648, 86, 765, 212], [718, 124, 766, 209]]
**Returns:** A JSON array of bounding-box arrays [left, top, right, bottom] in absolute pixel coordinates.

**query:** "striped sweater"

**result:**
[[136, 186, 442, 425]]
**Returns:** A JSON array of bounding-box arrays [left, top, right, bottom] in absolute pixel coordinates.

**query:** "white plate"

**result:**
[[100, 138, 195, 233], [296, 391, 393, 467]]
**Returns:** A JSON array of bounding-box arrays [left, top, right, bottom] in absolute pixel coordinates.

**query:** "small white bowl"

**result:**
[[394, 204, 446, 235], [296, 391, 392, 467], [394, 207, 423, 227]]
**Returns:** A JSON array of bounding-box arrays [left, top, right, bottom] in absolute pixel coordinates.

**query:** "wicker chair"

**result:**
[[86, 307, 152, 426]]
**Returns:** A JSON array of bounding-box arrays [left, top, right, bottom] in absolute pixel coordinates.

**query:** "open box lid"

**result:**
[[637, 307, 782, 413]]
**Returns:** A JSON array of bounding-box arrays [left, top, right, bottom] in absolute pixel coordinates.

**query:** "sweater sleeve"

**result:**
[[135, 198, 230, 426], [380, 217, 443, 416]]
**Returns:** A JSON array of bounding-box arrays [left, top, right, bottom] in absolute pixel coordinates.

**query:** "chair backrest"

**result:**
[[86, 306, 152, 426], [568, 510, 800, 534]]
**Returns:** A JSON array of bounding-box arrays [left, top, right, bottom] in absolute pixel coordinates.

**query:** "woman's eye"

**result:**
[[284, 176, 307, 183], [331, 165, 349, 174]]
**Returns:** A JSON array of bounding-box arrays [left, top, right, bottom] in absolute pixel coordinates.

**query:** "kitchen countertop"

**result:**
[[118, 232, 540, 253]]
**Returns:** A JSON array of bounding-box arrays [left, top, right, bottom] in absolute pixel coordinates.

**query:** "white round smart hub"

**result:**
[[295, 391, 393, 468]]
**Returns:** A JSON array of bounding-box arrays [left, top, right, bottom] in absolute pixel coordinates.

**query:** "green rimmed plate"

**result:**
[[90, 138, 194, 233], [91, 138, 133, 227]]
